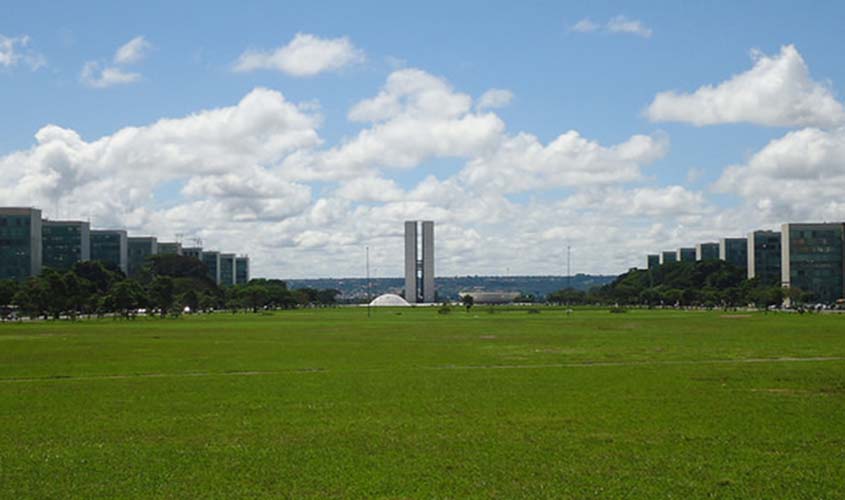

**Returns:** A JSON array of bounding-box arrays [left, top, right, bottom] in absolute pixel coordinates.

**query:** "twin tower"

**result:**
[[404, 220, 435, 303]]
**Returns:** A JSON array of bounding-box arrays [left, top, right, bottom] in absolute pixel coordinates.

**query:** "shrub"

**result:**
[[609, 306, 627, 314]]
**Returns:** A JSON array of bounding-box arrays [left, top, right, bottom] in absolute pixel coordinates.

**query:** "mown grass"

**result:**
[[1, 307, 844, 498]]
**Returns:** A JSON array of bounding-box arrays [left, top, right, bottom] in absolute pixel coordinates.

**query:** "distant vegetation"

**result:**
[[0, 255, 340, 320], [550, 260, 811, 308]]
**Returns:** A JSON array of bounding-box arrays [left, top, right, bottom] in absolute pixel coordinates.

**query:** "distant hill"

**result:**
[[286, 274, 616, 302]]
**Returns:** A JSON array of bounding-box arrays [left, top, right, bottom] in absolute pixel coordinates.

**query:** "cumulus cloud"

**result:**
[[606, 16, 652, 38], [114, 36, 151, 64], [288, 68, 505, 180], [715, 126, 845, 221], [81, 62, 141, 88], [647, 45, 845, 127], [570, 19, 599, 33], [81, 36, 154, 88], [233, 33, 365, 76], [0, 88, 320, 227], [459, 131, 669, 193], [477, 89, 514, 111], [570, 16, 652, 38], [2, 66, 703, 278], [0, 34, 46, 70]]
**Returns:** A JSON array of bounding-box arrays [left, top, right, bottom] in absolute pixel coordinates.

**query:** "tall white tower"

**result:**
[[404, 220, 435, 303]]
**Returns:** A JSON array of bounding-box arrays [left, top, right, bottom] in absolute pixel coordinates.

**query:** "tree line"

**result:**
[[546, 260, 809, 308], [0, 254, 341, 320]]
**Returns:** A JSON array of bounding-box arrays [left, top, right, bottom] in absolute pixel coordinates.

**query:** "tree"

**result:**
[[0, 280, 18, 307], [105, 280, 147, 319], [316, 288, 341, 307], [461, 294, 474, 312], [180, 289, 199, 313], [13, 277, 51, 319], [149, 276, 176, 318], [238, 284, 270, 312]]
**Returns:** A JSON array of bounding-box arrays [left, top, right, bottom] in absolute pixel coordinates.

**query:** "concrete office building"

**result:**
[[235, 256, 250, 285], [647, 254, 660, 270], [0, 207, 42, 280], [127, 237, 158, 277], [676, 247, 696, 262], [42, 220, 90, 271], [781, 223, 845, 303], [719, 238, 748, 271], [404, 220, 435, 303], [660, 251, 677, 265], [696, 242, 719, 261], [157, 242, 182, 255], [219, 253, 236, 286], [90, 230, 128, 274], [747, 231, 781, 284], [182, 247, 203, 260], [202, 251, 221, 284]]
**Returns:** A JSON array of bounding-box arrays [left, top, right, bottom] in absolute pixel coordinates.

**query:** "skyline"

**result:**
[[3, 1, 845, 278]]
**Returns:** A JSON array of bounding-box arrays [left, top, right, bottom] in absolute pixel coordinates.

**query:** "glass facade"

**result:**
[[719, 238, 747, 270], [748, 231, 781, 285], [183, 247, 203, 261], [235, 257, 249, 285], [783, 224, 845, 303], [90, 230, 128, 274], [219, 253, 236, 286], [127, 237, 158, 277], [0, 208, 42, 281], [677, 247, 696, 262], [647, 254, 659, 270], [157, 242, 182, 255], [42, 221, 90, 271], [202, 251, 220, 284], [696, 242, 719, 261], [660, 251, 677, 264]]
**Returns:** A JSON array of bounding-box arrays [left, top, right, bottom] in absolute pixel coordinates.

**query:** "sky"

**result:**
[[2, 0, 845, 278]]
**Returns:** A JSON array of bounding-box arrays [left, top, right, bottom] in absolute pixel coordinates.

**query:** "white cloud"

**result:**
[[647, 45, 845, 127], [233, 33, 365, 76], [114, 36, 151, 64], [288, 68, 505, 180], [0, 34, 45, 70], [0, 88, 320, 228], [570, 16, 652, 38], [1, 67, 704, 278], [606, 16, 652, 38], [477, 89, 513, 111], [570, 19, 599, 33], [81, 62, 141, 88], [715, 126, 845, 221], [81, 36, 153, 88], [459, 130, 669, 193]]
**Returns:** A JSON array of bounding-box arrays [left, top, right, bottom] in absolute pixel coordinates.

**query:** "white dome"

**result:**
[[369, 293, 411, 306]]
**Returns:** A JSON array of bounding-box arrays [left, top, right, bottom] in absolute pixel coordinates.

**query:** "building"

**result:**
[[0, 207, 42, 281], [183, 247, 203, 261], [90, 230, 128, 274], [781, 223, 845, 303], [647, 254, 660, 270], [404, 220, 435, 303], [696, 242, 719, 261], [219, 253, 236, 286], [719, 238, 748, 271], [128, 237, 158, 277], [202, 251, 221, 284], [157, 242, 182, 255], [660, 251, 677, 264], [42, 220, 90, 271], [676, 247, 696, 262], [747, 231, 781, 284], [235, 256, 250, 285]]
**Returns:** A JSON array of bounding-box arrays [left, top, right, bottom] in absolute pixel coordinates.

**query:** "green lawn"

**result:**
[[1, 307, 844, 498]]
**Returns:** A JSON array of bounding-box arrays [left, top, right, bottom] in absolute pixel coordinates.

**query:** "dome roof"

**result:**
[[369, 293, 411, 306]]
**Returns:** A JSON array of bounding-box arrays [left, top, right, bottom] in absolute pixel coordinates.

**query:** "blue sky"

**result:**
[[3, 1, 845, 277]]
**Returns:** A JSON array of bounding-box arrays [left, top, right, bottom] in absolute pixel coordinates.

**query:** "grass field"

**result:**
[[1, 307, 844, 498]]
